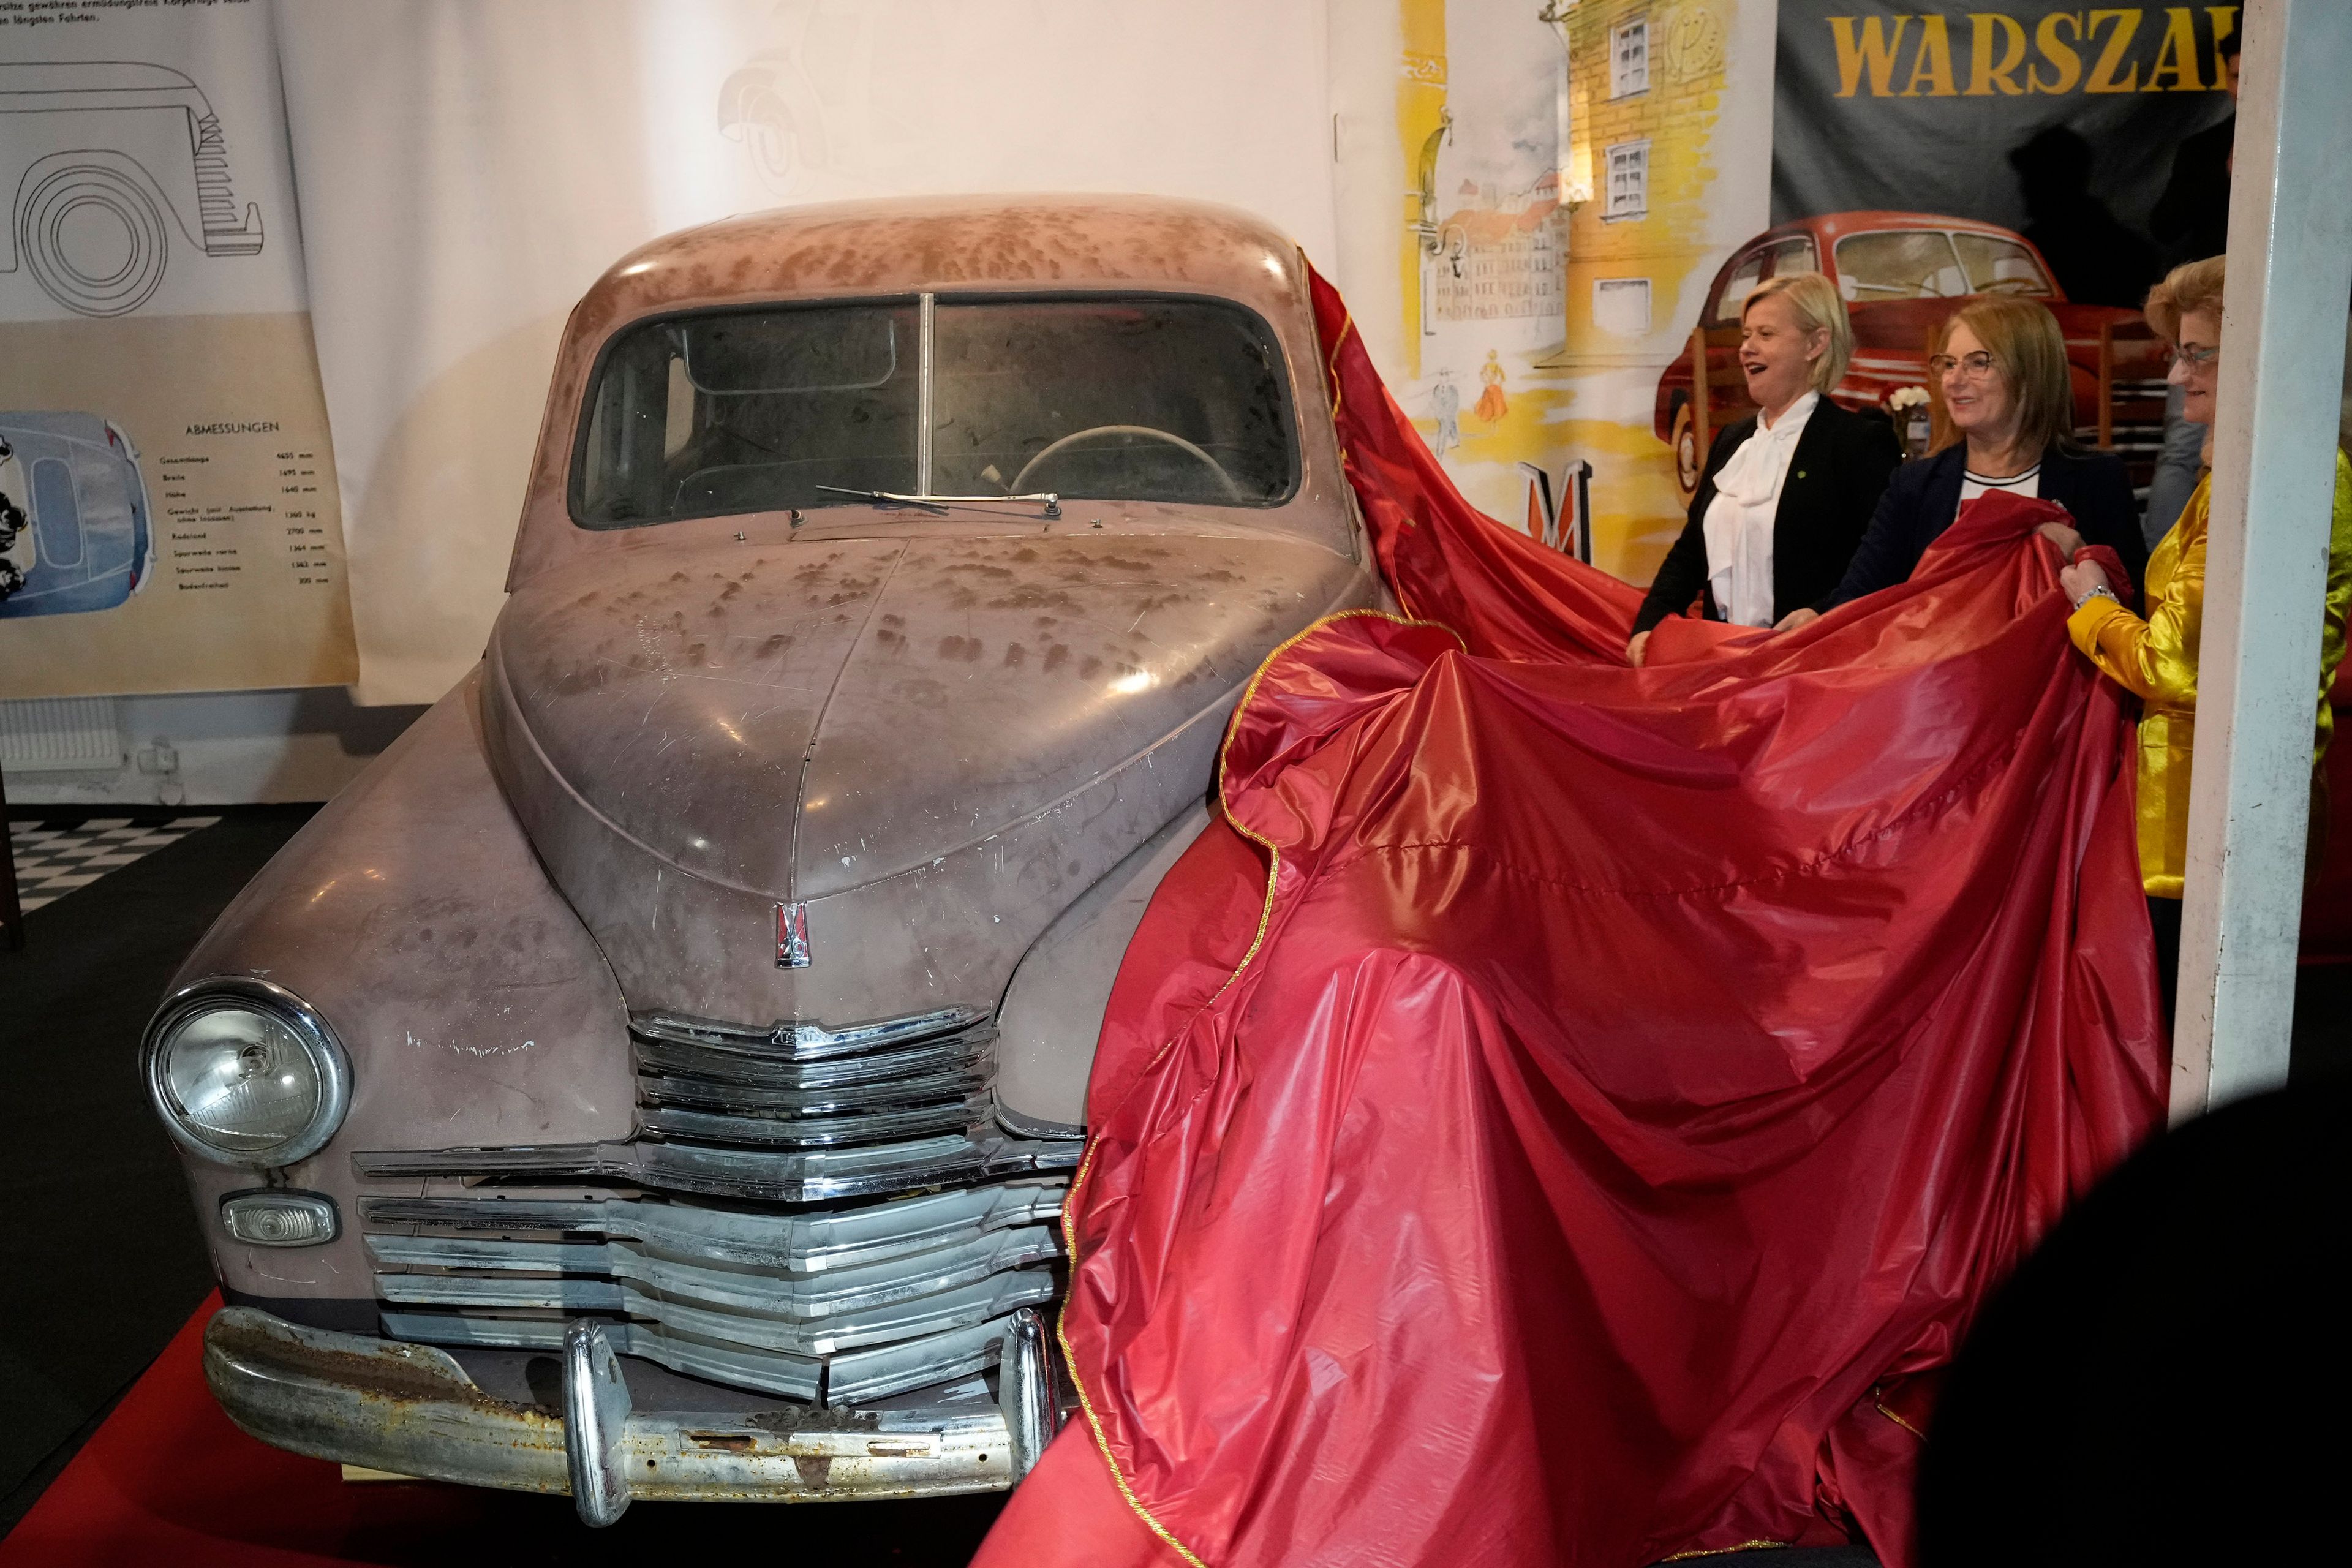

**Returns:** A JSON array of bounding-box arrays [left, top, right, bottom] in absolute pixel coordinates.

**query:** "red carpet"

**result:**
[[0, 1294, 1003, 1567]]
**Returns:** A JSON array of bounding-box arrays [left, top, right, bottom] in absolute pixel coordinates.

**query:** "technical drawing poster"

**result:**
[[0, 0, 356, 698]]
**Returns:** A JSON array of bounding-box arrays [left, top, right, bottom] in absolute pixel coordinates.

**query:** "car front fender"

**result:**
[[160, 668, 632, 1322], [993, 800, 1215, 1132]]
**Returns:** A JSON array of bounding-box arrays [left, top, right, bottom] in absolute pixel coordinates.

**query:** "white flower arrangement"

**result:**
[[1887, 385, 1931, 412]]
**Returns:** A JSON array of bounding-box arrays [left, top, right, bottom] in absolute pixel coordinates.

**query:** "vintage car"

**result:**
[[141, 195, 1384, 1523], [0, 413, 153, 616], [1653, 211, 2168, 497], [0, 61, 265, 317]]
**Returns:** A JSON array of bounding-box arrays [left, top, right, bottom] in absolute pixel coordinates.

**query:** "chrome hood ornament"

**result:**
[[776, 902, 812, 968]]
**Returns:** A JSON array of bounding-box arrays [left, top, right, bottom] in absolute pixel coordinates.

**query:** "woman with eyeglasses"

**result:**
[[2056, 256, 2352, 1016], [1788, 296, 2145, 628]]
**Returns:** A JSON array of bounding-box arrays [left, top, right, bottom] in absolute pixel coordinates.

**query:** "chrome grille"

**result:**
[[635, 1007, 996, 1146], [357, 1007, 1083, 1406]]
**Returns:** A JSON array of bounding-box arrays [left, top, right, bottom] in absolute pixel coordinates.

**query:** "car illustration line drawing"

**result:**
[[0, 61, 265, 317], [0, 412, 153, 617], [716, 1, 879, 198], [140, 195, 1389, 1523], [1654, 211, 2168, 499]]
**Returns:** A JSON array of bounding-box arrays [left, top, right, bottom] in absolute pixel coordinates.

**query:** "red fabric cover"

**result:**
[[975, 273, 2166, 1568], [2299, 666, 2352, 962]]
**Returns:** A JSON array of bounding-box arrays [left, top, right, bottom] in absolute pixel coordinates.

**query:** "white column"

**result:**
[[2171, 0, 2352, 1120]]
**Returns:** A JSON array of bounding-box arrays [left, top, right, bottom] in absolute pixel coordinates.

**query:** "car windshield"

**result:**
[[1832, 231, 1969, 301], [574, 293, 1297, 526]]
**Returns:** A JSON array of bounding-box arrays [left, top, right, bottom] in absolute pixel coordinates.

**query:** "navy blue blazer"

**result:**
[[1821, 444, 2144, 611]]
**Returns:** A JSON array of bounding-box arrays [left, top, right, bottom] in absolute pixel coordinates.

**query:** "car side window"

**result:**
[[1713, 251, 1766, 323]]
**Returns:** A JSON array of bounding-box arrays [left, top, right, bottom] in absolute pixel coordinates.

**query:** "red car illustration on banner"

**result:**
[[1654, 212, 2167, 498]]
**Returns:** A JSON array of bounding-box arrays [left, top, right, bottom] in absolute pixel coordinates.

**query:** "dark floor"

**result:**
[[2289, 959, 2352, 1084], [2, 802, 2345, 1562], [0, 805, 321, 1536]]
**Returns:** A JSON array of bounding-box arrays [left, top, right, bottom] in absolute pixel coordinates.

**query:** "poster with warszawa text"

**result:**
[[1762, 3, 2236, 497], [0, 0, 357, 698], [1774, 2, 2240, 293]]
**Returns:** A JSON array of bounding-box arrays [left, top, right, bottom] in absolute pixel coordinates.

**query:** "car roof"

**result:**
[[1756, 211, 2029, 251], [0, 62, 202, 96], [0, 412, 116, 449], [565, 194, 1308, 345]]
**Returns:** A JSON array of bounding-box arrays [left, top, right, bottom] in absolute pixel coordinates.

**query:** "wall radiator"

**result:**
[[0, 697, 124, 773]]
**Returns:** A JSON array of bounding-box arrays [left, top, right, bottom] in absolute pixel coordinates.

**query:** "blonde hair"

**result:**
[[1743, 272, 1853, 394], [1926, 296, 2078, 457], [2145, 255, 2225, 344]]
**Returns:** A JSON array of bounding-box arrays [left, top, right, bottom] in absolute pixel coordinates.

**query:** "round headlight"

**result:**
[[143, 979, 350, 1167]]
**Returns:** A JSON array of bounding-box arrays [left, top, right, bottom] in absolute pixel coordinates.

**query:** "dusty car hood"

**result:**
[[489, 526, 1352, 906]]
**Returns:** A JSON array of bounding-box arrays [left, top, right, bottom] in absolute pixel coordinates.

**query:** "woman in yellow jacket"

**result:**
[[2057, 255, 2352, 1016]]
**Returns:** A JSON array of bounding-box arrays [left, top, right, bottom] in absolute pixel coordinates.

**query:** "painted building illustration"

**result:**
[[1431, 174, 1568, 324], [1549, 0, 1731, 369], [1387, 0, 1753, 583]]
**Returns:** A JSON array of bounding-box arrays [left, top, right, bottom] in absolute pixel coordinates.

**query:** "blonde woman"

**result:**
[[1805, 295, 2143, 621], [2057, 256, 2352, 1012], [1628, 273, 1902, 665]]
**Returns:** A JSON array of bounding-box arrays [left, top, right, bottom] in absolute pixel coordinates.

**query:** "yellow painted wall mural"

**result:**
[[1356, 0, 1774, 590]]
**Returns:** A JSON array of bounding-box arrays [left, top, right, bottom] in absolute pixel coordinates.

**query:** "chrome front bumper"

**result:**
[[205, 1306, 1056, 1515]]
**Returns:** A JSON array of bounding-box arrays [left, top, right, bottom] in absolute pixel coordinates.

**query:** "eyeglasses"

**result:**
[[1926, 350, 1999, 379], [2162, 343, 2220, 368]]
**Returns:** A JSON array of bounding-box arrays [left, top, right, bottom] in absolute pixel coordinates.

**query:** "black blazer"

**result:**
[[1820, 444, 2145, 612], [1633, 399, 1903, 635]]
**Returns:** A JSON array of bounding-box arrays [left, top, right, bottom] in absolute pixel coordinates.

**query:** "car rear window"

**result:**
[[1765, 236, 1820, 276], [32, 457, 80, 567], [574, 293, 1298, 527], [1952, 233, 2054, 297], [1832, 232, 1969, 302]]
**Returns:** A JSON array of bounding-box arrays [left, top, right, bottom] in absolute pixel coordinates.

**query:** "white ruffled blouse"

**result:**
[[1701, 391, 1818, 628]]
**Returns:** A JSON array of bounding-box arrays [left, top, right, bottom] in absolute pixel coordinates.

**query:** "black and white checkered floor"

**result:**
[[8, 816, 222, 911]]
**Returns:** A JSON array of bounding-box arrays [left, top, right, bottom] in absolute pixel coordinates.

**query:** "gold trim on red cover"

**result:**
[[1660, 1541, 1790, 1561], [1872, 1380, 1928, 1441]]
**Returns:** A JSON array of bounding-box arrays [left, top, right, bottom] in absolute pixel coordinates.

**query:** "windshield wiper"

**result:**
[[813, 484, 1062, 519]]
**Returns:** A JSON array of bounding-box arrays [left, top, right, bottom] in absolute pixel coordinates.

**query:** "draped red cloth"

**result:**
[[973, 273, 2165, 1568], [2301, 667, 2352, 961]]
